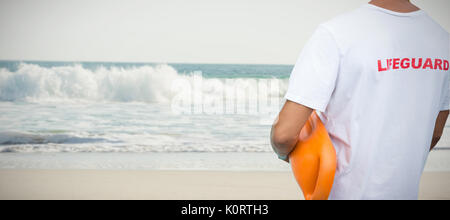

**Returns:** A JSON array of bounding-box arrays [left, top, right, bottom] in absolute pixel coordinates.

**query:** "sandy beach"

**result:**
[[0, 170, 449, 200]]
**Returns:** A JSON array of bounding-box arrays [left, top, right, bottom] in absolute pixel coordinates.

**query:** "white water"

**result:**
[[0, 63, 288, 103], [0, 63, 183, 102]]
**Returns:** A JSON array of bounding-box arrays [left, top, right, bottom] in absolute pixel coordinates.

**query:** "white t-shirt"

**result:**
[[286, 4, 450, 200]]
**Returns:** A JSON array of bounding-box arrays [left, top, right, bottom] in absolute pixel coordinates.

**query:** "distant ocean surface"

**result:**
[[0, 60, 449, 171]]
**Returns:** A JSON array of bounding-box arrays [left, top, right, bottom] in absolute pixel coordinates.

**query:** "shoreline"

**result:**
[[0, 170, 449, 200], [1, 150, 450, 171]]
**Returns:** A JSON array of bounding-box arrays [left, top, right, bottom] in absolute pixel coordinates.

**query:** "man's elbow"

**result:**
[[272, 132, 291, 148], [271, 129, 297, 156]]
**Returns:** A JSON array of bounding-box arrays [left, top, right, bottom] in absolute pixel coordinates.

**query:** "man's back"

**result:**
[[285, 4, 450, 199]]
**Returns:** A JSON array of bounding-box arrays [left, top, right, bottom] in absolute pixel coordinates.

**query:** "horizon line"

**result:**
[[0, 59, 294, 66]]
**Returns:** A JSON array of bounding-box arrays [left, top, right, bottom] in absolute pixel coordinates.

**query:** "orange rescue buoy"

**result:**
[[289, 111, 337, 200]]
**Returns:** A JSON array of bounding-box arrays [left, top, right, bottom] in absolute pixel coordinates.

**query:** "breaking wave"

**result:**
[[0, 63, 186, 103], [0, 63, 288, 103]]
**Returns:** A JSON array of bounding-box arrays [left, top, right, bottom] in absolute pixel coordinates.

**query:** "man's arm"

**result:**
[[271, 100, 313, 162], [430, 110, 449, 151]]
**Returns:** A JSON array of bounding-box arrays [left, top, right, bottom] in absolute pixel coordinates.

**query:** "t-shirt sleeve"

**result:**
[[285, 25, 341, 112]]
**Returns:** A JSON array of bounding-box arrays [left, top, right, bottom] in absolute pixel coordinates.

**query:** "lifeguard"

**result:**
[[378, 58, 449, 72], [272, 0, 450, 200]]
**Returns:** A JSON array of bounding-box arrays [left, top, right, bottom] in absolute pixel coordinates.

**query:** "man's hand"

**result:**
[[271, 100, 313, 162]]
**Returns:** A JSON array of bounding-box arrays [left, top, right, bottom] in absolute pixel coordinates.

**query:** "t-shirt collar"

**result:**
[[363, 3, 425, 17]]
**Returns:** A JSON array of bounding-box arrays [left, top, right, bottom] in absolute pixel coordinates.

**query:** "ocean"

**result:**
[[0, 60, 449, 171]]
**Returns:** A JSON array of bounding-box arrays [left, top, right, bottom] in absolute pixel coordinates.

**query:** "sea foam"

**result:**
[[0, 63, 288, 104], [0, 63, 182, 103]]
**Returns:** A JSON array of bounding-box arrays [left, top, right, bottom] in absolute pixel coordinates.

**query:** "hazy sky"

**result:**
[[0, 0, 449, 64]]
